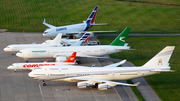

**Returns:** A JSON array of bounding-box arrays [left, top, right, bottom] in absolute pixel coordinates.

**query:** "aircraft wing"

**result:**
[[73, 77, 140, 87], [103, 60, 126, 68], [43, 19, 56, 28]]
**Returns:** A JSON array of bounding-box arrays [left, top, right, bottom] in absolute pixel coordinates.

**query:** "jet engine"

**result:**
[[55, 56, 67, 62], [73, 33, 82, 39], [77, 82, 93, 88], [98, 84, 112, 90]]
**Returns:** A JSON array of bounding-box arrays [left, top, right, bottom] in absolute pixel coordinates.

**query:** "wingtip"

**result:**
[[132, 82, 140, 86], [43, 18, 46, 23], [119, 60, 126, 64], [117, 27, 120, 31]]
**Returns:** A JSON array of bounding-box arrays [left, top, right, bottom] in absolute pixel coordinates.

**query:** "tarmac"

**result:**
[[0, 33, 139, 101]]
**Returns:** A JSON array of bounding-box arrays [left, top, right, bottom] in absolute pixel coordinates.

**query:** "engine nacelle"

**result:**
[[74, 33, 82, 39], [55, 56, 67, 62], [77, 82, 93, 88], [98, 84, 112, 90]]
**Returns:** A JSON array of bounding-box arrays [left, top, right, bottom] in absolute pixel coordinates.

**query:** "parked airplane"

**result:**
[[28, 46, 175, 90], [43, 5, 119, 38], [43, 33, 91, 46], [7, 52, 77, 72], [3, 33, 62, 54], [16, 27, 131, 62]]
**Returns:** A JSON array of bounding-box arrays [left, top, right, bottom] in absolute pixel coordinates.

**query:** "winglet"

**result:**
[[131, 82, 140, 86], [43, 18, 56, 28], [63, 52, 77, 63], [104, 60, 126, 68], [117, 27, 120, 31], [43, 18, 46, 24], [44, 58, 49, 62]]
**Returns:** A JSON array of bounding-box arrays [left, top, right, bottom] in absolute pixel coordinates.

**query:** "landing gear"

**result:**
[[76, 61, 81, 64], [26, 60, 28, 63], [92, 83, 98, 88], [12, 53, 15, 55], [42, 80, 46, 86], [14, 69, 16, 72]]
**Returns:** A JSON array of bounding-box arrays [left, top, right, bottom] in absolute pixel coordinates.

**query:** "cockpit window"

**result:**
[[44, 32, 48, 34], [18, 51, 22, 53], [10, 64, 14, 66]]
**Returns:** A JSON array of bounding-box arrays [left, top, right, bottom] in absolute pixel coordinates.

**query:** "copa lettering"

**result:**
[[23, 64, 56, 68]]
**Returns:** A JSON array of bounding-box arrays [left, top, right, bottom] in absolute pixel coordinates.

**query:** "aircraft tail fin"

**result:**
[[63, 52, 77, 63], [142, 46, 175, 67], [79, 33, 91, 43], [50, 33, 62, 45], [110, 27, 131, 46], [85, 5, 99, 30]]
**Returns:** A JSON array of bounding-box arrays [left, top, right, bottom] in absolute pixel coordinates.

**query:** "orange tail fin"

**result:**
[[63, 52, 77, 63], [45, 58, 49, 62]]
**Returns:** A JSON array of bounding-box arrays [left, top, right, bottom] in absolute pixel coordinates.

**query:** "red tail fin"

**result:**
[[45, 58, 49, 62], [63, 52, 77, 63]]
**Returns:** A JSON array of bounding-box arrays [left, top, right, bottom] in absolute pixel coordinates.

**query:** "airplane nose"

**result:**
[[7, 66, 11, 69], [43, 33, 46, 37], [3, 48, 8, 52], [28, 72, 33, 77], [16, 53, 21, 57]]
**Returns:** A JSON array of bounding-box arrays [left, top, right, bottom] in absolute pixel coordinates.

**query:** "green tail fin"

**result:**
[[110, 27, 131, 46]]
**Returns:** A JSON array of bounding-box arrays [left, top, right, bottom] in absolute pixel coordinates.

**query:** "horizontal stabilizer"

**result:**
[[89, 27, 120, 33], [91, 23, 109, 25]]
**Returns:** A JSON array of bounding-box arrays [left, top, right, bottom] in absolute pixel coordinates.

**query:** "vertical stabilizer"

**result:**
[[110, 27, 131, 46], [142, 46, 175, 67], [79, 33, 91, 43], [50, 33, 62, 44], [85, 5, 99, 31], [63, 52, 77, 63]]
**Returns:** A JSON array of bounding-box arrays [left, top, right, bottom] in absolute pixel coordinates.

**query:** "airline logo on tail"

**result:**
[[80, 33, 91, 43], [85, 6, 99, 31], [158, 58, 163, 65], [63, 52, 77, 63], [110, 27, 131, 46], [119, 37, 125, 42]]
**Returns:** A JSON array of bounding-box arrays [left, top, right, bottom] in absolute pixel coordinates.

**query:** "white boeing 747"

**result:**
[[3, 33, 62, 54], [7, 52, 77, 72], [28, 46, 175, 90], [16, 27, 131, 62], [43, 5, 119, 38]]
